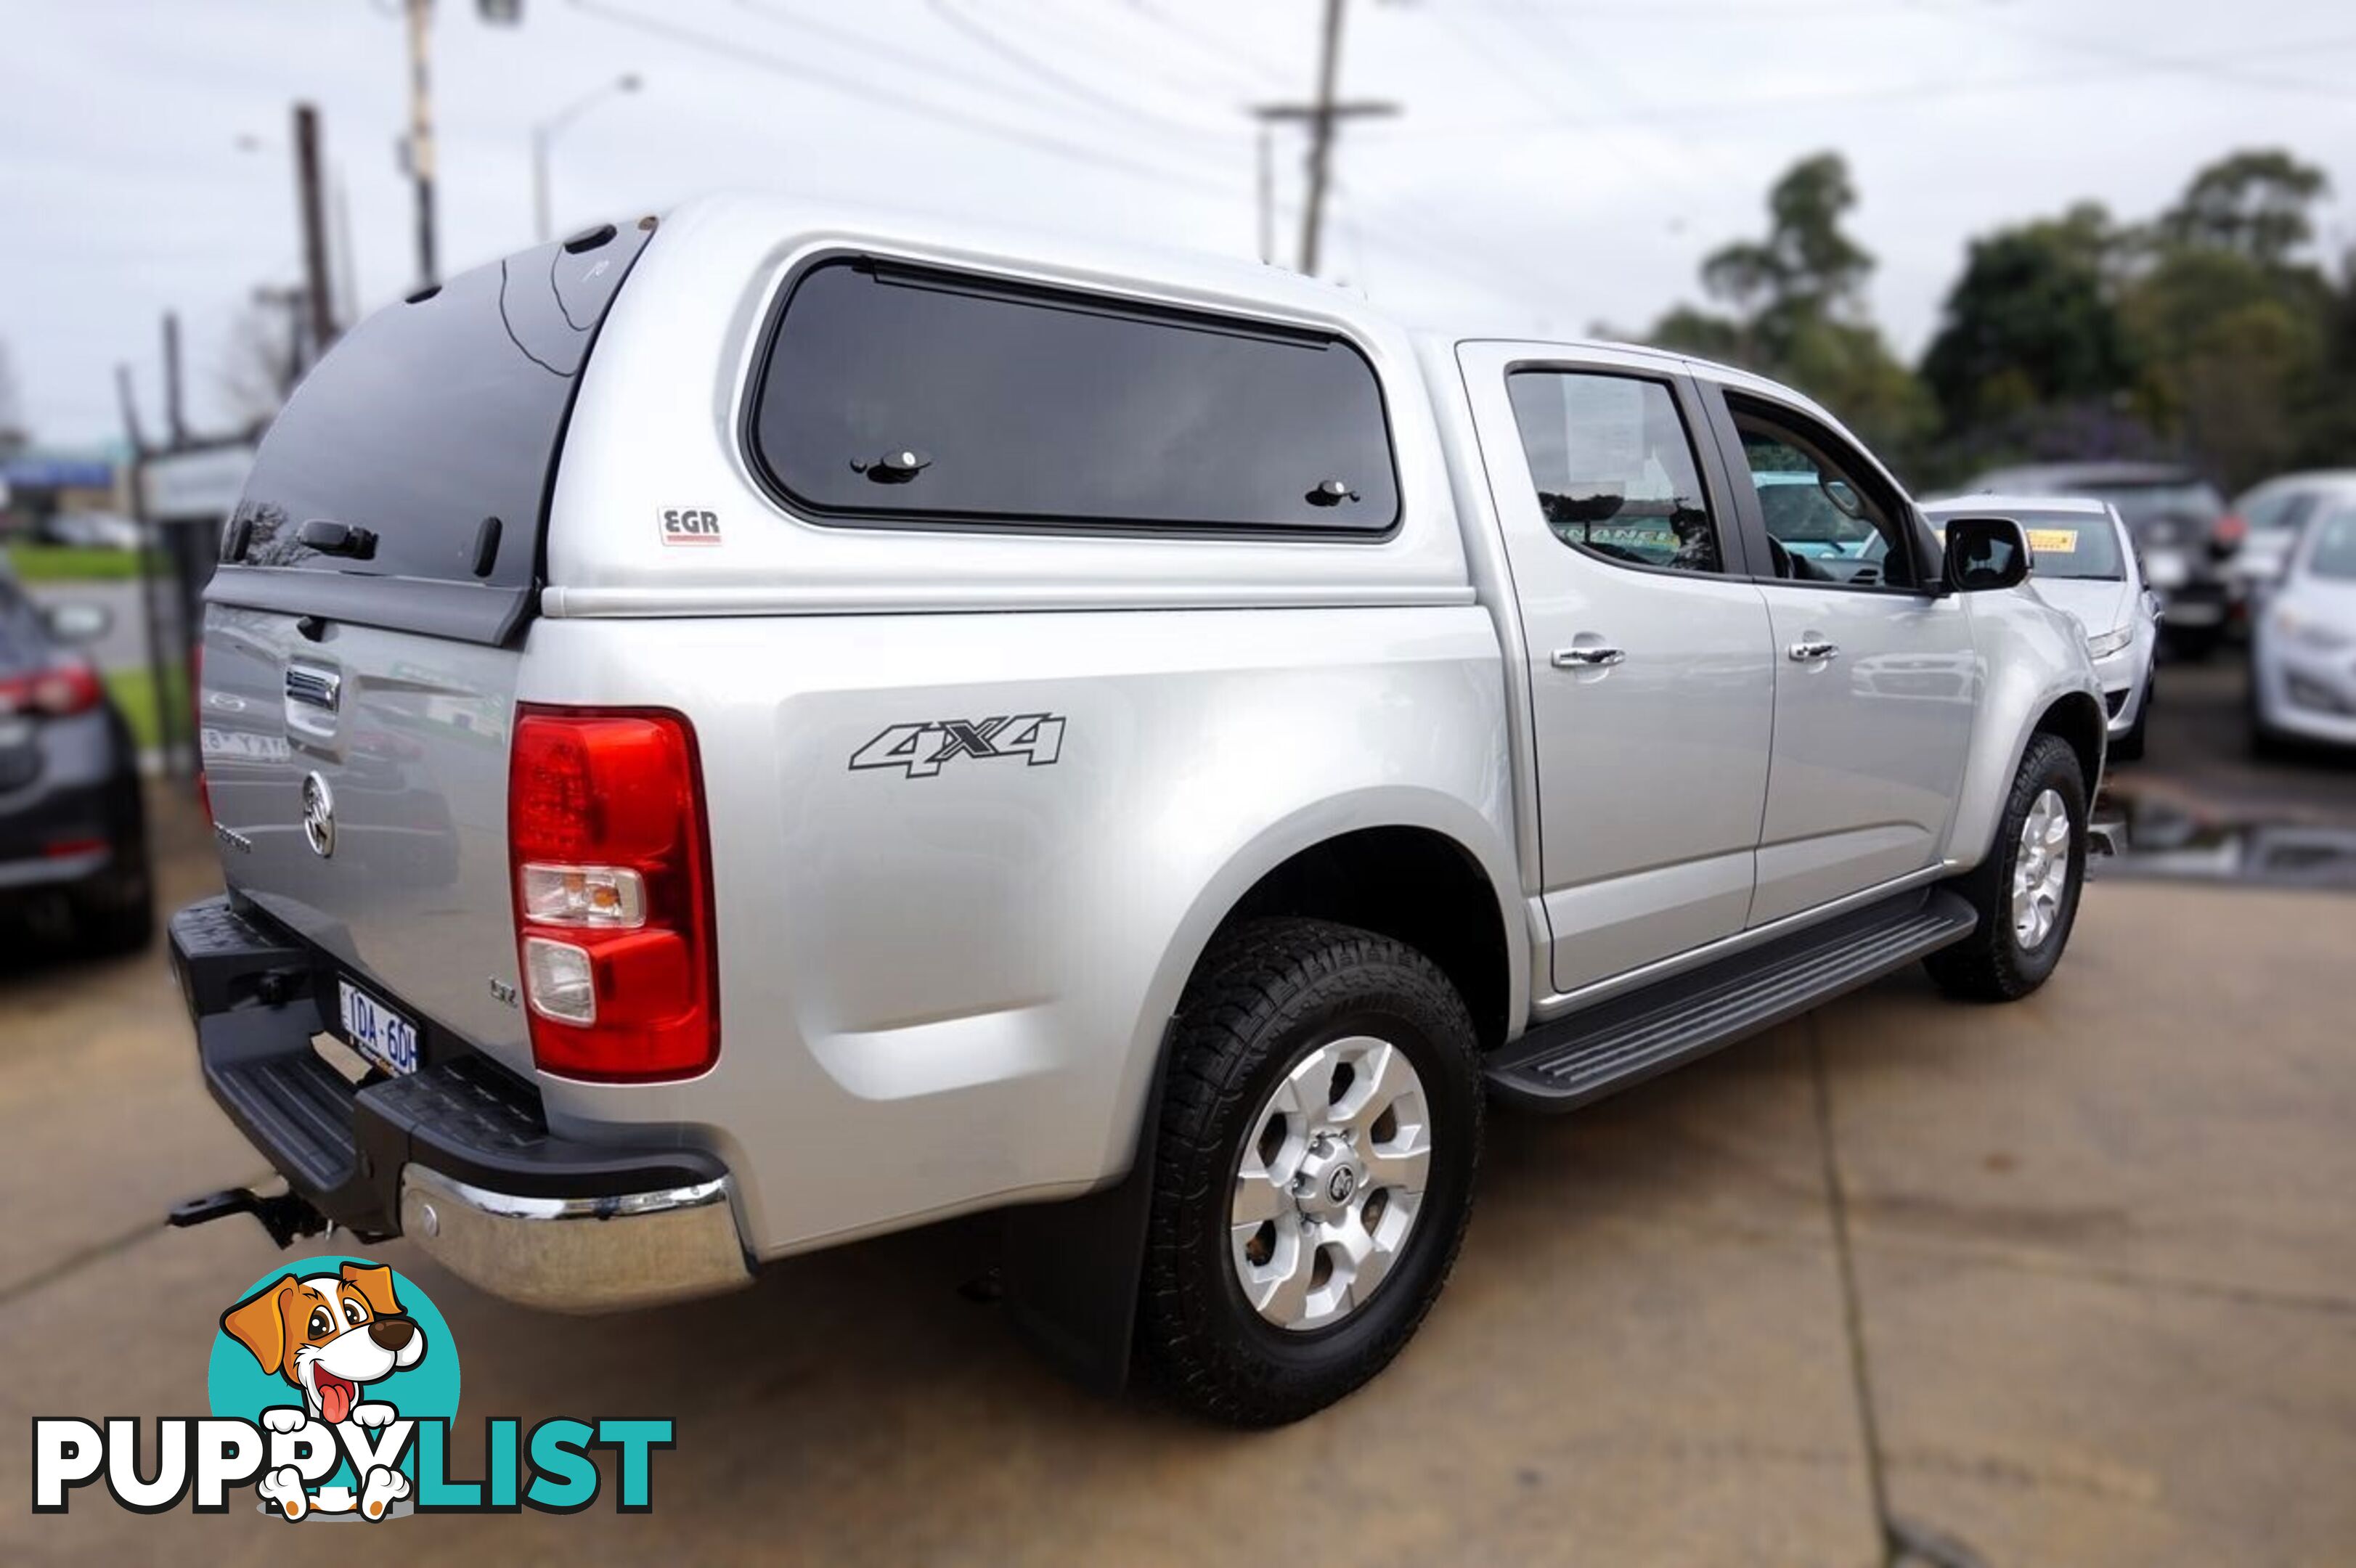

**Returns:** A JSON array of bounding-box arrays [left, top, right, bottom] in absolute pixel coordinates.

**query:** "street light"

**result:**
[[531, 73, 640, 245]]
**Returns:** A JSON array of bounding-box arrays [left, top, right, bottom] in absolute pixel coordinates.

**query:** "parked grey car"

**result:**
[[0, 563, 150, 953], [168, 199, 2106, 1425], [2250, 503, 2356, 753]]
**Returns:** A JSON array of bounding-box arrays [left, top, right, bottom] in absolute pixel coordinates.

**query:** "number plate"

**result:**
[[337, 979, 420, 1077]]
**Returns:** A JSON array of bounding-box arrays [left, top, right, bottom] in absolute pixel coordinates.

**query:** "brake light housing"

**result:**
[[508, 706, 718, 1081]]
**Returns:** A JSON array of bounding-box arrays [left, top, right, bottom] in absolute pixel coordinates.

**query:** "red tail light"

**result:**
[[508, 706, 718, 1082], [0, 661, 103, 717], [2214, 512, 2248, 548]]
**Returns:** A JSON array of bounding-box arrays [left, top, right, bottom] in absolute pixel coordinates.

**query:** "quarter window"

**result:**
[[1505, 372, 1722, 574], [747, 260, 1399, 535]]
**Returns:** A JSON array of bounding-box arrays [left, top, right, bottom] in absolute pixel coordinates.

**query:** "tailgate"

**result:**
[[198, 221, 652, 1071]]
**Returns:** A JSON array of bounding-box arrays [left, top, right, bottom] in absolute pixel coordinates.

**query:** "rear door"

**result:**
[[1459, 343, 1776, 995], [199, 222, 650, 1069], [1701, 385, 1977, 925]]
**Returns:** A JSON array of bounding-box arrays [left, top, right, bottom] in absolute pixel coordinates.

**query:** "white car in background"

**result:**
[[1927, 495, 2161, 760], [2251, 504, 2356, 754], [2230, 470, 2356, 610]]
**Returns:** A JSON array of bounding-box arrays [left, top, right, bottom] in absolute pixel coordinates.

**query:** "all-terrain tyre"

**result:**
[[1139, 918, 1483, 1426], [1924, 733, 2088, 1002]]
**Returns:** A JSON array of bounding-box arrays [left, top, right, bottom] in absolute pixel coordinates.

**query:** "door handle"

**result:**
[[1552, 646, 1627, 669], [1788, 640, 1841, 662]]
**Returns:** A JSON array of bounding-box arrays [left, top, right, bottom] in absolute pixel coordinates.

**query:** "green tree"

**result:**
[[2158, 148, 2331, 267], [1647, 152, 1931, 463], [2125, 150, 2336, 487], [1920, 203, 2137, 434]]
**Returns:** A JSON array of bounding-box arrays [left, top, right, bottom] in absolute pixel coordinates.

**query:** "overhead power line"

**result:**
[[568, 0, 1243, 196], [1359, 27, 2356, 140], [1904, 1, 2356, 103], [921, 0, 1239, 139]]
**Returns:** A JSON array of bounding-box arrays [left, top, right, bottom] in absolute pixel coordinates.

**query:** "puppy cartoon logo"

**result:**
[[31, 1251, 667, 1518], [219, 1262, 431, 1521]]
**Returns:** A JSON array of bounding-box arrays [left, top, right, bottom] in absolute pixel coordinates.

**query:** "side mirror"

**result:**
[[1943, 516, 2031, 592], [42, 603, 113, 644]]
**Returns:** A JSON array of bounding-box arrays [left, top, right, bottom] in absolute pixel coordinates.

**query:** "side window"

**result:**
[[1729, 402, 1918, 589], [1505, 371, 1723, 575], [747, 259, 1399, 534]]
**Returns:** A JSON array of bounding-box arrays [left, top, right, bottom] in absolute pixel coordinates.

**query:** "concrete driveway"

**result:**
[[0, 788, 2350, 1567]]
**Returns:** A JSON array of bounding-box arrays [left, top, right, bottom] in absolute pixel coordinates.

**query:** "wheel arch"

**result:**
[[1001, 791, 1523, 1394], [2030, 689, 2107, 801]]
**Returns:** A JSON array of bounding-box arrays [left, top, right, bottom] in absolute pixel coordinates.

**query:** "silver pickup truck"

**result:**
[[171, 197, 2104, 1426]]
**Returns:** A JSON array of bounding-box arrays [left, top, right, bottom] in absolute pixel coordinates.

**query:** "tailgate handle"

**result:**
[[285, 666, 342, 712]]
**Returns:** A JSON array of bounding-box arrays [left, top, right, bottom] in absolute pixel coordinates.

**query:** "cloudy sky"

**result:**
[[4, 0, 2354, 446]]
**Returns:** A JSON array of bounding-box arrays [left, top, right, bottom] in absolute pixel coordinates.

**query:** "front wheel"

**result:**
[[1140, 918, 1483, 1426], [1924, 733, 2088, 1002]]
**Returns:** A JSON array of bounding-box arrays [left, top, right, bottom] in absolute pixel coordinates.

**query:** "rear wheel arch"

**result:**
[[1000, 814, 1519, 1396], [1216, 825, 1515, 1054]]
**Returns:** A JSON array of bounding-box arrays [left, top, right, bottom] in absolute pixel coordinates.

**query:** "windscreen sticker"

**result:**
[[2027, 528, 2081, 555]]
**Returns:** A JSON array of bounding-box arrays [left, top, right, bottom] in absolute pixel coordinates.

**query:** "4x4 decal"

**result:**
[[849, 714, 1066, 777]]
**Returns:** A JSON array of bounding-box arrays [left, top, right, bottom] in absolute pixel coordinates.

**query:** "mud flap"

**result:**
[[999, 1052, 1166, 1397]]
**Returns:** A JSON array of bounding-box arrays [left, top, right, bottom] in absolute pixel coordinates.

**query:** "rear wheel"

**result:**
[[1925, 734, 2088, 1002], [1140, 918, 1483, 1426]]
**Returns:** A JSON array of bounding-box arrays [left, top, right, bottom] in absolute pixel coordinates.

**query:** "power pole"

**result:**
[[1256, 123, 1274, 265], [1300, 0, 1347, 277], [161, 313, 186, 447], [293, 103, 338, 359], [332, 171, 359, 328], [1253, 0, 1396, 277], [405, 0, 439, 287]]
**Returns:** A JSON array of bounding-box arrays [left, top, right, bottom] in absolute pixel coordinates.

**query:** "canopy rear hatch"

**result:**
[[199, 221, 652, 1071]]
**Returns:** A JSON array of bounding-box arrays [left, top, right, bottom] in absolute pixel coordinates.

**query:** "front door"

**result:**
[[1708, 391, 1978, 925], [1461, 346, 1777, 995]]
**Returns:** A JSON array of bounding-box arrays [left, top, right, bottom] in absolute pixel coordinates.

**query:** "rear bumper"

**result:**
[[0, 764, 131, 892], [168, 894, 753, 1311]]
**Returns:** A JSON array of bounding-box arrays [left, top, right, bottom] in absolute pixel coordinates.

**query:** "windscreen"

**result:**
[[2083, 480, 2224, 527], [2309, 510, 2356, 581], [2014, 513, 2127, 580]]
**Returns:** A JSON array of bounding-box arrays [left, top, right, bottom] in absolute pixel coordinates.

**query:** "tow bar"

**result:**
[[167, 1186, 330, 1249]]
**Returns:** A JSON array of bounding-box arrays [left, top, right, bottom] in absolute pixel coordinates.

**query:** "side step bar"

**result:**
[[1486, 886, 1978, 1112]]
